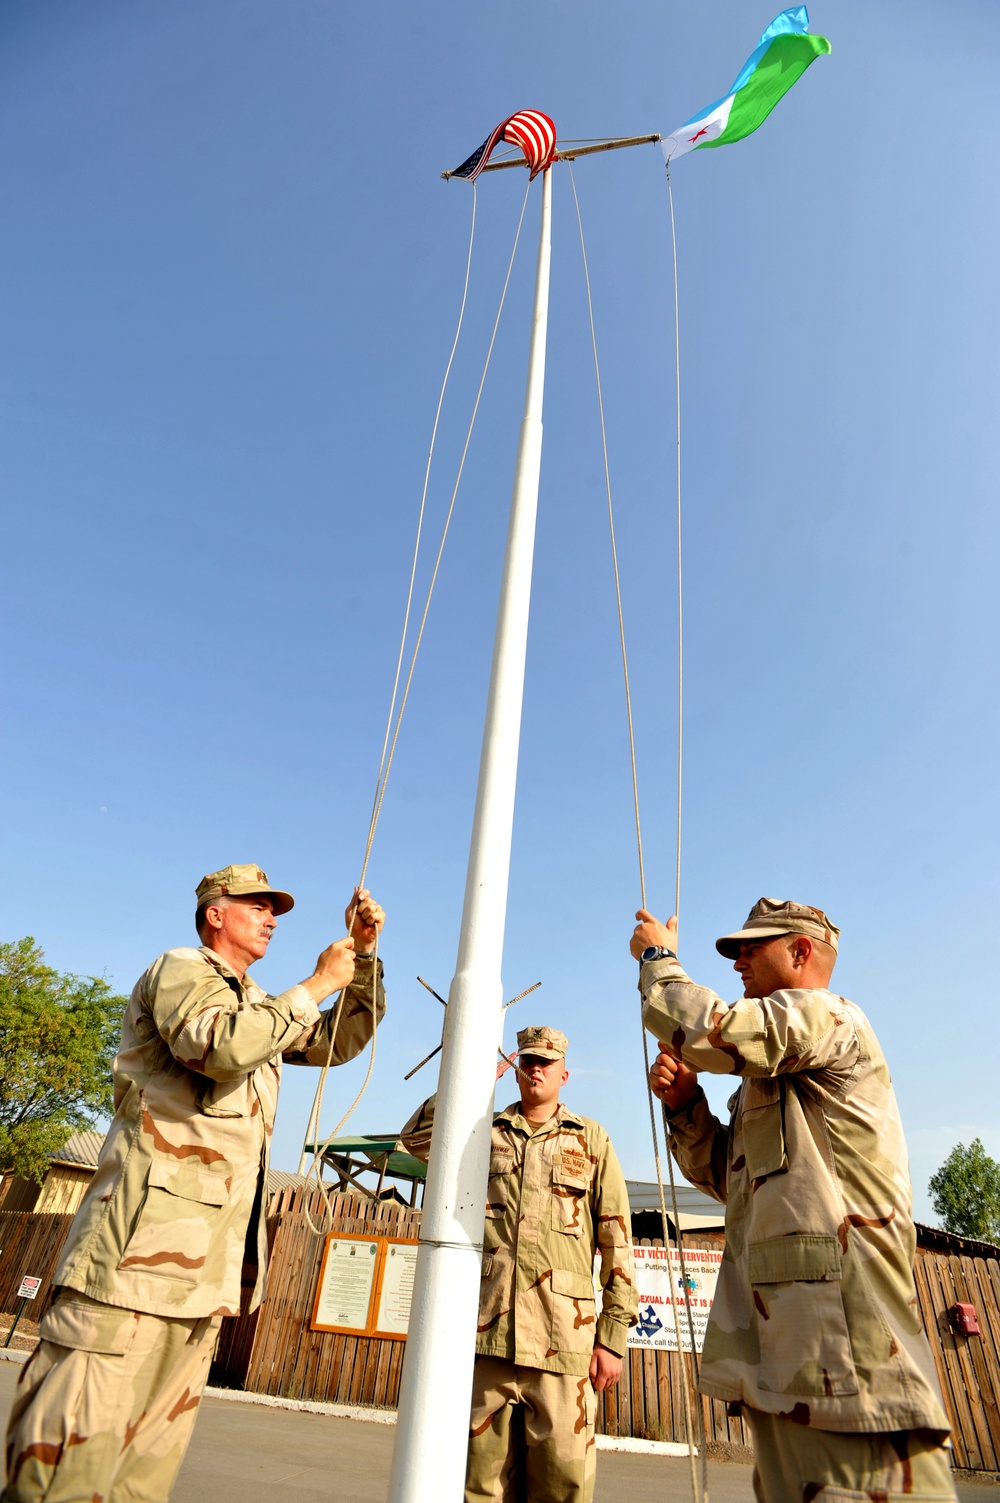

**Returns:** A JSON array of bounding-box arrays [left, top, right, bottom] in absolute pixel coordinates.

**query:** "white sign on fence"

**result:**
[[16, 1276, 42, 1301], [627, 1246, 722, 1352]]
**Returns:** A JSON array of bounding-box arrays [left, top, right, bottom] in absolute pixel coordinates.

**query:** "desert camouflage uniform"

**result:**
[[467, 1356, 598, 1503], [749, 1412, 957, 1503], [401, 1089, 637, 1502], [4, 945, 384, 1502], [4, 1294, 219, 1503], [640, 952, 956, 1500]]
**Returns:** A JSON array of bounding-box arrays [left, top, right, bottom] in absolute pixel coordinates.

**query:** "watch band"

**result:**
[[640, 945, 677, 965]]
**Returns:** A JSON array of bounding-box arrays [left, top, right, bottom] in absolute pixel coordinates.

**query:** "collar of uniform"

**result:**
[[495, 1100, 586, 1133], [198, 945, 249, 992]]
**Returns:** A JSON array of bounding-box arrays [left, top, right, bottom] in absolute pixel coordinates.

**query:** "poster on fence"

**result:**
[[311, 1236, 379, 1334], [311, 1235, 720, 1347], [373, 1240, 419, 1338], [600, 1245, 722, 1352], [310, 1233, 419, 1339]]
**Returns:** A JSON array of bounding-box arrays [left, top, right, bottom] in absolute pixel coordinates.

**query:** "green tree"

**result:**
[[928, 1138, 1000, 1243], [0, 937, 127, 1183]]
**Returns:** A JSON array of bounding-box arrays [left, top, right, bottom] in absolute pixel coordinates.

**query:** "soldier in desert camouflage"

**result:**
[[400, 1025, 638, 1503], [3, 863, 386, 1503], [630, 897, 957, 1503]]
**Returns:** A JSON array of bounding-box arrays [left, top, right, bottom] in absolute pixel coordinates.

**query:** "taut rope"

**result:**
[[298, 182, 533, 1232], [568, 160, 707, 1503]]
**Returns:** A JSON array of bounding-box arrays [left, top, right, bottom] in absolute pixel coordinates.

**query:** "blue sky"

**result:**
[[2, 1, 998, 1221]]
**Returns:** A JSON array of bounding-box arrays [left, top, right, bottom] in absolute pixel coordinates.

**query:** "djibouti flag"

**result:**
[[662, 6, 830, 163]]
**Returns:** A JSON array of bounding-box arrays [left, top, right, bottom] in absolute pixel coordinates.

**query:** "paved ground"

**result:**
[[2, 1360, 998, 1500], [175, 1395, 757, 1503], [0, 1362, 753, 1502]]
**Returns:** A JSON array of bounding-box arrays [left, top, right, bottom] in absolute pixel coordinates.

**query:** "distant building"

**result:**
[[625, 1178, 726, 1239]]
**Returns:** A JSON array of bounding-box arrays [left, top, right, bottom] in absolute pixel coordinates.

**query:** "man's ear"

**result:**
[[791, 935, 813, 968], [559, 1066, 569, 1088]]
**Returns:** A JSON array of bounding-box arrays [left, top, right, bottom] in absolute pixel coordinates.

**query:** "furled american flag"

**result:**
[[450, 110, 557, 182]]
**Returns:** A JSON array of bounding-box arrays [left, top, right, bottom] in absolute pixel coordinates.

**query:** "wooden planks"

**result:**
[[0, 1212, 75, 1315], [214, 1200, 1000, 1470], [912, 1247, 1000, 1471], [220, 1189, 420, 1411]]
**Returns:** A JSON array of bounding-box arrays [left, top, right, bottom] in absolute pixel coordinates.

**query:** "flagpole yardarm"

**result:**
[[443, 131, 662, 178]]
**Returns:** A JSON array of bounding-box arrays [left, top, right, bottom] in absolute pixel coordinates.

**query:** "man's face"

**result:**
[[213, 895, 278, 964], [733, 935, 798, 998], [517, 1053, 569, 1113]]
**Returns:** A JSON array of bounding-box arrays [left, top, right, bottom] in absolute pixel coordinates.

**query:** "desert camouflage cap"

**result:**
[[715, 897, 840, 960], [516, 1025, 569, 1060], [195, 863, 294, 917]]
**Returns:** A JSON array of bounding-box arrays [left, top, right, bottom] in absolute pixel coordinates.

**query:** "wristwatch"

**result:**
[[640, 945, 677, 964]]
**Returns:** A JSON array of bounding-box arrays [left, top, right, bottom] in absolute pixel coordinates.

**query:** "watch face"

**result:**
[[641, 946, 661, 964]]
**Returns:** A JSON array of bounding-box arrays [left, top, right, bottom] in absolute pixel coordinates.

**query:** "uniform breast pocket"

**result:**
[[550, 1164, 592, 1237], [118, 1162, 231, 1284], [485, 1149, 515, 1220], [748, 1234, 858, 1397], [740, 1079, 788, 1182]]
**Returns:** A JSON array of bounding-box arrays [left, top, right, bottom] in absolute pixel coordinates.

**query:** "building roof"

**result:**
[[626, 1179, 723, 1221], [266, 1168, 310, 1193], [915, 1221, 1000, 1258], [50, 1130, 106, 1171]]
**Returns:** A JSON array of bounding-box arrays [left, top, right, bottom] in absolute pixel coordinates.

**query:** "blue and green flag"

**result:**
[[662, 6, 830, 163]]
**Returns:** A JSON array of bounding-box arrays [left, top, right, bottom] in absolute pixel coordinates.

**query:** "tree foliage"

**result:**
[[0, 937, 126, 1184], [928, 1138, 1000, 1244]]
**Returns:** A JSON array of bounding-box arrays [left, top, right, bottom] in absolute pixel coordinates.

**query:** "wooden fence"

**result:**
[[213, 1187, 420, 1409], [0, 1211, 74, 1316], [212, 1191, 749, 1447], [216, 1192, 1000, 1467], [914, 1244, 1000, 1472], [5, 1192, 1000, 1471]]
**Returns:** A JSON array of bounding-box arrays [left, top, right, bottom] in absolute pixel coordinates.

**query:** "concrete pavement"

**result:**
[[174, 1388, 758, 1503], [0, 1360, 753, 1502], [2, 1359, 997, 1500]]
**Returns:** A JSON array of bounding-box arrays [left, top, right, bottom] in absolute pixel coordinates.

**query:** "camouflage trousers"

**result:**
[[465, 1356, 597, 1503], [3, 1291, 220, 1503], [745, 1409, 958, 1503]]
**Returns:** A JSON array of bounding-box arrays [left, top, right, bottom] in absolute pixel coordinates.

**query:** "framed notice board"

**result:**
[[310, 1232, 419, 1340]]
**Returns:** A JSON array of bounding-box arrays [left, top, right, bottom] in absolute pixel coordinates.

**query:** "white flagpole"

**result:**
[[387, 164, 552, 1503]]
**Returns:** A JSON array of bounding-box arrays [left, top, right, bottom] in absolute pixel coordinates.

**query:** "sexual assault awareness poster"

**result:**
[[630, 1245, 722, 1351], [593, 1245, 723, 1352]]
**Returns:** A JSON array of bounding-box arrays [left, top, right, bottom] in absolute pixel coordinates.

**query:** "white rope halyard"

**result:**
[[298, 182, 534, 1233], [568, 160, 707, 1503]]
